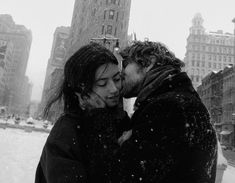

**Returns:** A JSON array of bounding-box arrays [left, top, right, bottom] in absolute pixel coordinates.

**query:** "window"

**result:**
[[213, 63, 216, 69], [101, 25, 105, 34], [116, 12, 119, 22], [197, 61, 200, 67], [213, 55, 217, 61], [202, 54, 205, 60], [192, 53, 195, 59], [219, 63, 222, 69], [192, 60, 195, 66], [191, 75, 194, 81], [208, 46, 211, 52], [213, 47, 217, 52], [219, 47, 222, 53], [208, 55, 211, 60], [208, 62, 211, 68], [114, 27, 117, 36], [223, 56, 227, 62], [109, 10, 115, 19], [202, 61, 205, 67], [92, 8, 96, 16], [197, 53, 200, 60], [106, 25, 112, 34], [104, 10, 107, 19]]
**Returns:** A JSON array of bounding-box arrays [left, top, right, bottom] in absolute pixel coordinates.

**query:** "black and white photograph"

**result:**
[[0, 0, 235, 182]]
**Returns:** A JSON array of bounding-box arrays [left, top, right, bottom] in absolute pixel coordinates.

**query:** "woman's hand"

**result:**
[[76, 92, 106, 110], [118, 130, 132, 146]]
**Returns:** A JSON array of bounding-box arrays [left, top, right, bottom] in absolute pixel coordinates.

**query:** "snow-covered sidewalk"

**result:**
[[222, 165, 235, 183]]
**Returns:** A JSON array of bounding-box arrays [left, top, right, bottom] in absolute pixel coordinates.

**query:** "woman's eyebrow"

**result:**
[[97, 71, 120, 81]]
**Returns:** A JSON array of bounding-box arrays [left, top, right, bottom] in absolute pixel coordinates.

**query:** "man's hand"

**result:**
[[76, 92, 106, 110], [118, 130, 132, 146]]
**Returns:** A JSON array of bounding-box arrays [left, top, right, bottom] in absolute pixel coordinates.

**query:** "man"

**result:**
[[113, 41, 217, 183]]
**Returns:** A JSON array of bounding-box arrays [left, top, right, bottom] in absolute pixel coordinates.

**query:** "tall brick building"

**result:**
[[67, 0, 131, 57]]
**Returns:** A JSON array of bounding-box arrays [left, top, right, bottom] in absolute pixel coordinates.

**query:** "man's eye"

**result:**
[[122, 59, 128, 68], [114, 77, 121, 82]]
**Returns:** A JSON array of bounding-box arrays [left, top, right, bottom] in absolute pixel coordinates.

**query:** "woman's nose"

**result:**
[[109, 81, 118, 93]]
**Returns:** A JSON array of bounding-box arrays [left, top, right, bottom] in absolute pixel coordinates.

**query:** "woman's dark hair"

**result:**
[[120, 41, 185, 69], [44, 42, 118, 118]]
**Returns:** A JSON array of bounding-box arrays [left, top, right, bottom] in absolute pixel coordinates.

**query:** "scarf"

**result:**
[[134, 65, 181, 110]]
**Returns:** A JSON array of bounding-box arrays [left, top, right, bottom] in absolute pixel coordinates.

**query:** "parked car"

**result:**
[[221, 145, 233, 151]]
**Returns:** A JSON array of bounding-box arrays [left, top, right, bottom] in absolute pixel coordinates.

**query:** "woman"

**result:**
[[35, 42, 131, 183]]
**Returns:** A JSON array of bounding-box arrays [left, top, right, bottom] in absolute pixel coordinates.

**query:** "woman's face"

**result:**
[[92, 63, 121, 108]]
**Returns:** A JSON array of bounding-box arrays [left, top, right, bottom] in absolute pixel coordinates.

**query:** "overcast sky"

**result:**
[[0, 0, 235, 101]]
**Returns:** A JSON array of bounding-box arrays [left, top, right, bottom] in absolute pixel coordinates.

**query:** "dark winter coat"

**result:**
[[112, 71, 218, 183], [35, 107, 131, 183]]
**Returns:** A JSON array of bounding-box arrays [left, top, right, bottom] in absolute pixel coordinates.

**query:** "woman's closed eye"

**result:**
[[96, 80, 107, 87]]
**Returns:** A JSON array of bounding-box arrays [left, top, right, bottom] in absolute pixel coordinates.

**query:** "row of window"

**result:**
[[106, 0, 120, 5], [191, 60, 229, 69], [190, 44, 233, 54], [191, 53, 233, 62], [190, 35, 233, 45], [190, 75, 201, 82]]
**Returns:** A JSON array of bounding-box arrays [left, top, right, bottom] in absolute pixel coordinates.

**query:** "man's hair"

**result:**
[[120, 41, 185, 69]]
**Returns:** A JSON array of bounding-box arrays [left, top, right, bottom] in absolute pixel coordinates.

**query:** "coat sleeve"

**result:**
[[35, 139, 87, 183]]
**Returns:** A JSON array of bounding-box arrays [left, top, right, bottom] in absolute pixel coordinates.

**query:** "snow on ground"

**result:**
[[0, 128, 48, 183], [0, 128, 235, 183], [222, 165, 235, 183]]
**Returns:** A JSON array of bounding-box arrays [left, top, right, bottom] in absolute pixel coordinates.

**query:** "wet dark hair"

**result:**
[[44, 42, 118, 117], [120, 41, 185, 70]]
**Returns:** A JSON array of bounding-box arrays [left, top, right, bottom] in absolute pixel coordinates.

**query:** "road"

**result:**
[[222, 149, 235, 167]]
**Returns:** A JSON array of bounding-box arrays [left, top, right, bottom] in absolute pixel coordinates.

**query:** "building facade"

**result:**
[[0, 39, 13, 105], [0, 14, 32, 115], [39, 26, 70, 122], [67, 0, 131, 57], [184, 13, 234, 90], [197, 65, 235, 147]]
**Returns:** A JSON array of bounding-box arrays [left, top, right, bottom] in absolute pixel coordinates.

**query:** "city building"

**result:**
[[0, 39, 13, 106], [221, 65, 235, 147], [197, 65, 235, 147], [39, 26, 70, 121], [0, 14, 32, 115], [67, 0, 132, 57], [184, 13, 235, 90]]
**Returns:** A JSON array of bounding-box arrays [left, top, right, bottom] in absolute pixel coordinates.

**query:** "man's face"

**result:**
[[121, 61, 145, 98]]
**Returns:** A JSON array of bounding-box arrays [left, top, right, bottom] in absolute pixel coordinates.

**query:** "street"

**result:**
[[223, 149, 235, 167]]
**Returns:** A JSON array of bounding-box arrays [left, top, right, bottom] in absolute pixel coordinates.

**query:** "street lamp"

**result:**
[[90, 35, 121, 68], [90, 35, 119, 52]]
